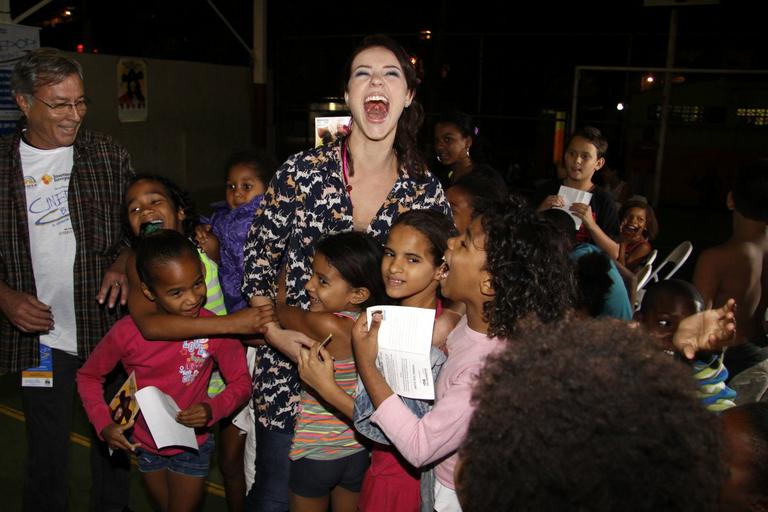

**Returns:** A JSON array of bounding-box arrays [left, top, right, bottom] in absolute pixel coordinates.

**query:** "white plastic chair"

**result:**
[[649, 241, 693, 283], [633, 262, 654, 311], [635, 262, 654, 293], [644, 249, 658, 267]]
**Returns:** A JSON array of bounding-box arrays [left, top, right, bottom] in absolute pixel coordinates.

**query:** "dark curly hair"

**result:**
[[475, 197, 576, 339], [458, 317, 724, 512], [343, 34, 427, 180], [124, 174, 199, 241], [721, 402, 768, 507], [619, 199, 659, 241]]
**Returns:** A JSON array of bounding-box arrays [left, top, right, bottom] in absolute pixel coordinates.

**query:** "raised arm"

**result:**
[[126, 253, 273, 340]]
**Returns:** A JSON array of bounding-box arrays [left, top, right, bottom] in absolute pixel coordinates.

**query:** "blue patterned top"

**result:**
[[242, 137, 450, 430]]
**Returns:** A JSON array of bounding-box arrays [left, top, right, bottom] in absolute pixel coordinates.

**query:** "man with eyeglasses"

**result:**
[[0, 48, 134, 511]]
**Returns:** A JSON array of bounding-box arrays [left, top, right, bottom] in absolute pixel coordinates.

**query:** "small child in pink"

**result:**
[[77, 230, 251, 511]]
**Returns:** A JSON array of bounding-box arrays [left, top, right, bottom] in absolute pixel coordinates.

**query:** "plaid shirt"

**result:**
[[0, 127, 134, 373]]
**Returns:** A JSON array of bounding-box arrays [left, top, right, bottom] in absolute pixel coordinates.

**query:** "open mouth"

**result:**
[[140, 219, 164, 237], [623, 224, 640, 234], [386, 276, 405, 287], [364, 95, 389, 121], [438, 256, 450, 280]]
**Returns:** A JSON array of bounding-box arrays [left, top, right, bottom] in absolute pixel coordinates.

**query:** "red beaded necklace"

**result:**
[[342, 139, 353, 194]]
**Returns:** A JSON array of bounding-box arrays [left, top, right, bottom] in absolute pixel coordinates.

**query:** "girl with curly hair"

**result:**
[[351, 197, 576, 511]]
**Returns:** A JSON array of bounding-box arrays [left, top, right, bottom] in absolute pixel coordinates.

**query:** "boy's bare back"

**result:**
[[694, 236, 768, 344]]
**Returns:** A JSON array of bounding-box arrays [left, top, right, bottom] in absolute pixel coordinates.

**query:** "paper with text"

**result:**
[[555, 185, 593, 230], [135, 386, 198, 450], [367, 305, 435, 400]]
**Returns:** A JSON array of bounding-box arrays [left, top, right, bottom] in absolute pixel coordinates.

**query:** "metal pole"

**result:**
[[570, 67, 581, 134], [12, 0, 53, 24], [651, 8, 677, 208]]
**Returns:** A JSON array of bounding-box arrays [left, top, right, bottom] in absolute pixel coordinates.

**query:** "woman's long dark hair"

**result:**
[[344, 34, 426, 180]]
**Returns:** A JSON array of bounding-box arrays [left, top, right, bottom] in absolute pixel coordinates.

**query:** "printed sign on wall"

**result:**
[[117, 58, 147, 122]]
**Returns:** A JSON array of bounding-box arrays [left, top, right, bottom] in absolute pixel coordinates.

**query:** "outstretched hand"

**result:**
[[673, 299, 737, 360], [102, 419, 141, 452]]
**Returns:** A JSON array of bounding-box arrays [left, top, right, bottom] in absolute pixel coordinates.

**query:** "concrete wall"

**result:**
[[72, 52, 255, 212]]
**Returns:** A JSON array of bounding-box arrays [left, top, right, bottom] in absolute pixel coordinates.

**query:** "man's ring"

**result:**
[[114, 281, 121, 288]]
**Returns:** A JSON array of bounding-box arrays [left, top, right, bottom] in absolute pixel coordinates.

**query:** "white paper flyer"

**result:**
[[555, 185, 593, 230], [135, 386, 198, 450], [366, 305, 435, 400]]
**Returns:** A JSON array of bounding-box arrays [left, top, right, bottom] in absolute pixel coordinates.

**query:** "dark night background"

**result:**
[[11, 0, 768, 211]]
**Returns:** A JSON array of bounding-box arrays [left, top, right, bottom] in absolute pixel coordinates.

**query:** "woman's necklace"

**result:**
[[342, 140, 353, 194]]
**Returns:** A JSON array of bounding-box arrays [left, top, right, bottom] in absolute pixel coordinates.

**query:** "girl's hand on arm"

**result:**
[[352, 312, 394, 408], [177, 403, 212, 428], [227, 304, 277, 335], [97, 247, 131, 308], [673, 299, 737, 359], [102, 420, 141, 452], [298, 343, 354, 418], [265, 325, 317, 362]]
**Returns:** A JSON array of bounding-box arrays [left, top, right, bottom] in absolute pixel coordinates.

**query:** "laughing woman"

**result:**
[[241, 35, 450, 511]]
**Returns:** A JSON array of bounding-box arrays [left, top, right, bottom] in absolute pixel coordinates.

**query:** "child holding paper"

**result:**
[[537, 126, 620, 259], [77, 230, 251, 512], [275, 232, 388, 512], [352, 198, 576, 511]]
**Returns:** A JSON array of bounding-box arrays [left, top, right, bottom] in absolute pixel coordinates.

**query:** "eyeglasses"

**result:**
[[32, 96, 90, 116]]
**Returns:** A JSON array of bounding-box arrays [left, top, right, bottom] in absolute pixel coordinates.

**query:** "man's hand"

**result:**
[[97, 249, 130, 308], [673, 299, 737, 359], [352, 311, 382, 368], [102, 420, 141, 452], [177, 402, 212, 428], [0, 288, 53, 333]]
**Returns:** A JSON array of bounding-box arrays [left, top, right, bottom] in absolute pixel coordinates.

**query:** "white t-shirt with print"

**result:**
[[21, 138, 78, 354]]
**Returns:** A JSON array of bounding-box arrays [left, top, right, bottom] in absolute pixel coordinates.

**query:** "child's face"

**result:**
[[126, 179, 185, 236], [382, 224, 441, 305], [226, 164, 266, 209], [440, 216, 489, 305], [640, 295, 697, 349], [564, 136, 604, 186], [141, 253, 206, 317], [446, 186, 473, 234], [434, 122, 471, 167], [720, 409, 767, 511], [620, 207, 647, 241], [305, 252, 361, 313]]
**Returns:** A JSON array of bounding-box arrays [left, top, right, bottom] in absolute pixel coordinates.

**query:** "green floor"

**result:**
[[0, 372, 229, 511]]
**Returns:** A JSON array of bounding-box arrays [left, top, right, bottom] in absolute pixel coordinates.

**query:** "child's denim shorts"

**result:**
[[135, 435, 214, 477]]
